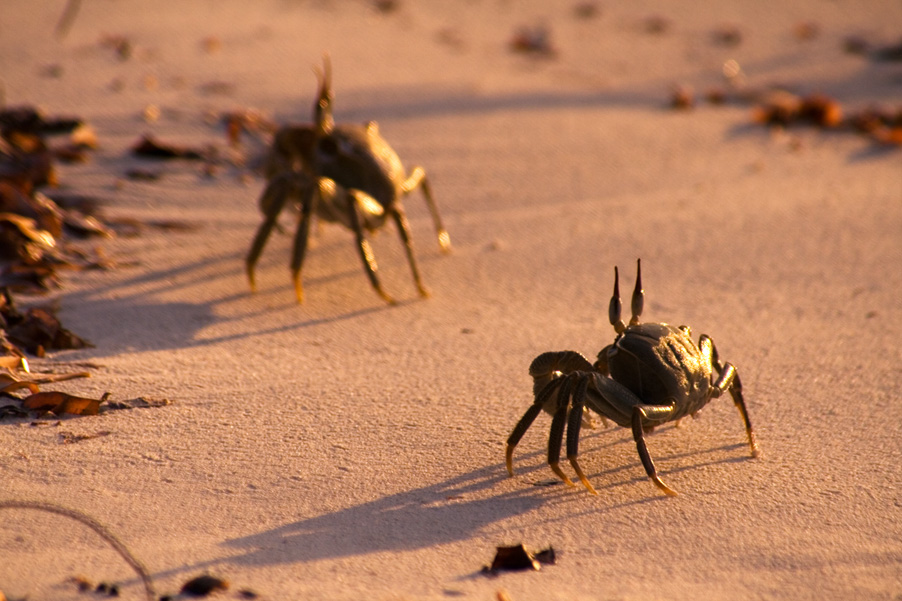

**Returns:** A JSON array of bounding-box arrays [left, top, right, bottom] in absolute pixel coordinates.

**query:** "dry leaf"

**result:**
[[131, 135, 205, 160], [0, 378, 40, 395], [180, 575, 230, 597], [22, 391, 106, 416]]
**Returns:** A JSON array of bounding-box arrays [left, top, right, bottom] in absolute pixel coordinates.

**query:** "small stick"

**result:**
[[0, 500, 155, 601], [55, 0, 82, 39]]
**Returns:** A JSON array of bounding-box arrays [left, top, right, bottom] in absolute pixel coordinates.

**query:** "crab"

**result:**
[[245, 57, 451, 303], [505, 259, 760, 496]]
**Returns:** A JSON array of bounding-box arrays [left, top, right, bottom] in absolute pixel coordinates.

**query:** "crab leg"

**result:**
[[246, 172, 299, 292], [288, 176, 323, 303], [402, 166, 451, 253], [345, 190, 393, 304], [567, 376, 598, 495], [389, 206, 430, 298], [547, 378, 576, 487], [631, 405, 678, 496], [701, 335, 761, 458], [506, 377, 565, 476]]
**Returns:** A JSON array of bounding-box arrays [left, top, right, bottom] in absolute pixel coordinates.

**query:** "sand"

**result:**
[[1, 1, 900, 599]]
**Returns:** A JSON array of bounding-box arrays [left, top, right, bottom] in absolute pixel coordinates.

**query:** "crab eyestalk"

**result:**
[[630, 258, 644, 325], [313, 55, 334, 136], [609, 266, 625, 333]]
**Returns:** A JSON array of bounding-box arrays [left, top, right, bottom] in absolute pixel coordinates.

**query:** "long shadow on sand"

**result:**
[[146, 433, 750, 581]]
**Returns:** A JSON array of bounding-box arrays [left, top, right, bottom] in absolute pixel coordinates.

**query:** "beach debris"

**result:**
[[482, 544, 556, 575], [752, 91, 842, 128], [509, 24, 557, 57], [506, 260, 760, 496], [198, 80, 236, 97], [219, 108, 277, 148], [573, 2, 600, 19], [131, 134, 206, 160], [842, 35, 870, 55], [792, 21, 820, 41], [665, 64, 902, 148], [871, 38, 902, 62], [641, 15, 671, 35], [0, 105, 119, 298], [3, 298, 92, 356], [247, 56, 451, 304], [104, 396, 174, 411], [0, 372, 39, 396], [179, 575, 230, 597], [711, 23, 743, 47], [124, 167, 163, 181], [59, 429, 112, 444], [21, 390, 109, 416], [0, 500, 156, 601], [372, 0, 400, 14], [669, 84, 695, 110], [99, 33, 133, 61]]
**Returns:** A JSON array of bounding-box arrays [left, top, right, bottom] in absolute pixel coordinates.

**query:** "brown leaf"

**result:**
[[22, 391, 104, 416], [131, 135, 204, 160], [0, 355, 27, 370], [0, 379, 40, 394], [486, 544, 540, 573], [7, 306, 91, 354], [180, 575, 230, 597]]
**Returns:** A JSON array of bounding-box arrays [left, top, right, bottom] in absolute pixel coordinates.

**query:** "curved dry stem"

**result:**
[[0, 500, 155, 601]]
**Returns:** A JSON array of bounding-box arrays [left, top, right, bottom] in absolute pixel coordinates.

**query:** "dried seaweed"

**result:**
[[131, 134, 206, 160], [179, 575, 230, 597], [481, 544, 557, 575]]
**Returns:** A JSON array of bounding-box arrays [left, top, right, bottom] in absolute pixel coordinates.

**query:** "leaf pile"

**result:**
[[0, 368, 106, 418], [0, 105, 114, 294], [0, 287, 90, 365]]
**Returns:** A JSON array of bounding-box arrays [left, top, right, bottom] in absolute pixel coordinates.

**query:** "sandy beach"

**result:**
[[1, 1, 900, 599]]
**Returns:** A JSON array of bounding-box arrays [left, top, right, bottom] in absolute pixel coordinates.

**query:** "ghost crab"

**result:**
[[506, 260, 760, 496], [246, 57, 451, 303]]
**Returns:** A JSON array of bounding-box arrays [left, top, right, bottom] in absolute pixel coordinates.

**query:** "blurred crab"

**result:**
[[246, 57, 451, 303], [506, 259, 760, 496]]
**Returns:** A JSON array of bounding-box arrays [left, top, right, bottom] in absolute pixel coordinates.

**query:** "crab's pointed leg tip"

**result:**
[[246, 265, 257, 291], [438, 230, 452, 253], [748, 433, 761, 458], [651, 476, 678, 497], [505, 446, 515, 477]]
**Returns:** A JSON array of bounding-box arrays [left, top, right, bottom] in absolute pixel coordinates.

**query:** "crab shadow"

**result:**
[[147, 432, 748, 581], [152, 456, 654, 583], [55, 242, 442, 357], [146, 461, 561, 580]]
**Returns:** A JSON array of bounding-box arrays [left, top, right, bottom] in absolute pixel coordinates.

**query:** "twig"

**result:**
[[0, 500, 155, 601], [55, 0, 82, 39]]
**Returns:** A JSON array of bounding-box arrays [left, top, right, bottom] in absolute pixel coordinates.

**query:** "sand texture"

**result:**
[[1, 1, 901, 599]]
